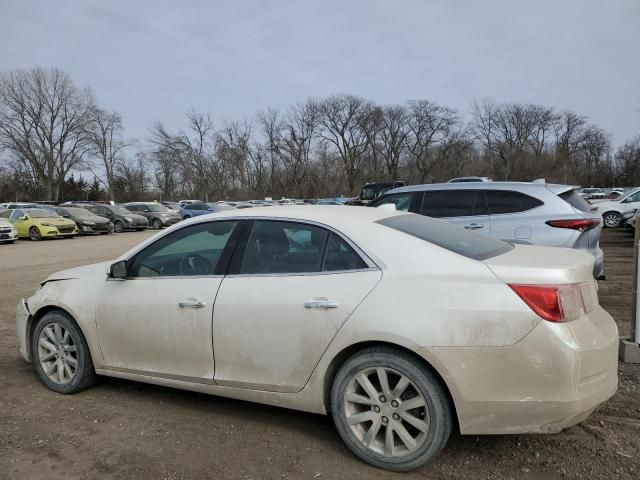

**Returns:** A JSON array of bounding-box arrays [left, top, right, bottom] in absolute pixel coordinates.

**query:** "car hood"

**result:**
[[37, 217, 76, 225], [483, 244, 594, 284], [42, 261, 111, 284]]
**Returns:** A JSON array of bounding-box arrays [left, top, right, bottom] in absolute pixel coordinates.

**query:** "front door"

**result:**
[[95, 220, 240, 380], [212, 220, 381, 393]]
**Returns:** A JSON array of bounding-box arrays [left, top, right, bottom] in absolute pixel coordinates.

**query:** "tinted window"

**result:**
[[11, 210, 24, 220], [189, 203, 210, 211], [241, 221, 328, 274], [559, 190, 592, 213], [322, 233, 367, 271], [370, 193, 414, 212], [377, 214, 513, 261], [126, 205, 140, 212], [421, 190, 486, 217], [485, 190, 543, 214], [623, 191, 640, 203], [0, 210, 10, 218], [128, 221, 238, 277]]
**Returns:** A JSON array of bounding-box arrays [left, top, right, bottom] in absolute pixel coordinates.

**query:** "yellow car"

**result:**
[[0, 208, 78, 240]]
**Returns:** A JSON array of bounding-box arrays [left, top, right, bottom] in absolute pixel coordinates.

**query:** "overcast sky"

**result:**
[[1, 0, 638, 146]]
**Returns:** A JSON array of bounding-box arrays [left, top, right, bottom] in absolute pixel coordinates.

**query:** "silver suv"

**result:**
[[370, 182, 605, 279]]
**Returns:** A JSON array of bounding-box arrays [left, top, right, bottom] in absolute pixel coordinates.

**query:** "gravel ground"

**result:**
[[0, 228, 638, 480]]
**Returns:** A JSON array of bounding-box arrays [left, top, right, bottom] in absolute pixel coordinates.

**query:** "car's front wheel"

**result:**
[[331, 347, 452, 472], [31, 310, 97, 394], [29, 226, 41, 241], [113, 220, 124, 233], [602, 211, 622, 228], [152, 218, 162, 229]]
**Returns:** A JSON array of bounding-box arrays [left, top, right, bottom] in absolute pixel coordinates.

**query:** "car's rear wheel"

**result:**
[[152, 218, 162, 229], [31, 310, 96, 394], [113, 220, 124, 233], [331, 347, 452, 471], [29, 226, 41, 241], [602, 211, 622, 228]]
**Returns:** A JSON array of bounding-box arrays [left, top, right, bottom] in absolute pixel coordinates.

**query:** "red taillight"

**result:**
[[545, 218, 600, 231], [509, 283, 593, 323], [509, 284, 563, 322]]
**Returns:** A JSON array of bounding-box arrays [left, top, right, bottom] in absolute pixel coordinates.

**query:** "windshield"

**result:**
[[64, 207, 97, 219], [25, 209, 58, 219], [377, 214, 513, 261], [111, 206, 132, 215]]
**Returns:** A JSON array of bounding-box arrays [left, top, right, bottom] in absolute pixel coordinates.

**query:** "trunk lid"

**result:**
[[483, 244, 595, 284]]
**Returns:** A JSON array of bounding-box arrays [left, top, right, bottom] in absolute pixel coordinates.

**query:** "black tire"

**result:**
[[29, 226, 41, 241], [602, 211, 622, 228], [152, 218, 162, 229], [31, 310, 97, 394], [330, 347, 452, 472], [113, 220, 124, 233]]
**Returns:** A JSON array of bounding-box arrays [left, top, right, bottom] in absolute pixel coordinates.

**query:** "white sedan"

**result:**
[[16, 206, 618, 471]]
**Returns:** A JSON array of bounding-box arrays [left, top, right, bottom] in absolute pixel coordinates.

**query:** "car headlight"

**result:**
[[40, 222, 54, 227], [124, 217, 133, 222], [84, 221, 95, 225]]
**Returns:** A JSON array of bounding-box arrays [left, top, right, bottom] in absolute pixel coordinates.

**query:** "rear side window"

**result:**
[[421, 190, 487, 217], [323, 233, 367, 271], [559, 190, 592, 213], [485, 190, 543, 214], [377, 214, 513, 261]]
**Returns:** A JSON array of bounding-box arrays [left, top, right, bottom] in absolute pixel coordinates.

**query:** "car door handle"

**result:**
[[178, 299, 205, 309], [304, 299, 339, 309], [464, 223, 484, 230]]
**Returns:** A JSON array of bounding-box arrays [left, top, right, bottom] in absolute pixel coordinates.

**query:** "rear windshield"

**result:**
[[559, 190, 592, 213], [376, 214, 513, 261]]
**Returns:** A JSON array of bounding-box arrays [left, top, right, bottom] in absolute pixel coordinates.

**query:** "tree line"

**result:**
[[0, 67, 638, 203]]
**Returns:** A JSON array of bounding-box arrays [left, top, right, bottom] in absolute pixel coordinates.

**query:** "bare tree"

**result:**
[[379, 105, 408, 180], [0, 67, 94, 200], [406, 100, 459, 183], [86, 108, 128, 201], [317, 94, 369, 193]]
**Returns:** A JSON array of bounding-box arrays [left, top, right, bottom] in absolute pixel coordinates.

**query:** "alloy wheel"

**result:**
[[37, 323, 78, 385], [344, 366, 429, 457], [29, 227, 41, 241], [603, 212, 621, 228]]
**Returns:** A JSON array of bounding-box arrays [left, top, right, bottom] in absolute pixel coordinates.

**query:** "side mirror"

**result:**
[[62, 214, 70, 218], [144, 208, 150, 212], [108, 260, 128, 279], [20, 215, 28, 220]]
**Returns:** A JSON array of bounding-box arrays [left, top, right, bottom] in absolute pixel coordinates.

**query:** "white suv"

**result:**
[[595, 188, 640, 228]]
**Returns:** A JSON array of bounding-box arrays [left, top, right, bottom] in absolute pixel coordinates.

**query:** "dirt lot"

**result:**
[[0, 229, 639, 480]]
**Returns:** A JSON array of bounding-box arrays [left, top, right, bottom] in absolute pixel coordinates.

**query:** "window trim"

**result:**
[[226, 217, 379, 277]]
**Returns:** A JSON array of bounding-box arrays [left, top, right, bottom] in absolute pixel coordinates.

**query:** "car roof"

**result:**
[[387, 181, 573, 195]]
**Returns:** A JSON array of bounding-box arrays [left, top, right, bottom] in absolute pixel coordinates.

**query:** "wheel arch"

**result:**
[[27, 305, 89, 362], [322, 340, 460, 433]]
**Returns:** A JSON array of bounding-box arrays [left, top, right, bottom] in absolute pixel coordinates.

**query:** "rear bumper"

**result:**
[[423, 306, 619, 435]]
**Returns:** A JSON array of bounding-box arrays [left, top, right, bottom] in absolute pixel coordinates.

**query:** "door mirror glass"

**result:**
[[109, 260, 128, 279], [20, 215, 28, 220]]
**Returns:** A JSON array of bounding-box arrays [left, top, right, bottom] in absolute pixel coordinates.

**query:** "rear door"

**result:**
[[419, 189, 491, 232], [484, 189, 545, 244], [211, 219, 381, 393]]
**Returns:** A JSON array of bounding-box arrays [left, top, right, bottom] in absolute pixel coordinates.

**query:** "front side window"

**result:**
[[0, 210, 11, 218], [485, 190, 543, 214], [10, 210, 24, 220], [370, 193, 414, 212], [240, 221, 368, 274], [128, 220, 239, 277]]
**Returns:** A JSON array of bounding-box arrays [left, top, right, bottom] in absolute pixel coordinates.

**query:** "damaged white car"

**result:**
[[17, 206, 618, 471]]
